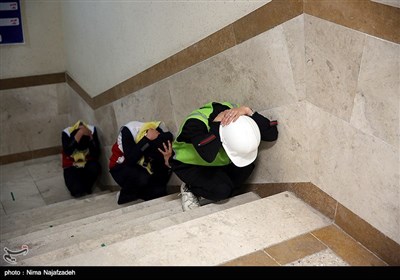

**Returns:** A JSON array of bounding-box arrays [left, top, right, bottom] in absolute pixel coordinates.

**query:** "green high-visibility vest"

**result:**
[[172, 102, 239, 166]]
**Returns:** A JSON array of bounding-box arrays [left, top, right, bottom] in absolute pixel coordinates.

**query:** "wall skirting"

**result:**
[[0, 73, 65, 90], [0, 146, 62, 165]]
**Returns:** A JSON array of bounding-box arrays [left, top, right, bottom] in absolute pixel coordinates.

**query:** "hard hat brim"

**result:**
[[222, 142, 258, 167], [219, 116, 260, 167]]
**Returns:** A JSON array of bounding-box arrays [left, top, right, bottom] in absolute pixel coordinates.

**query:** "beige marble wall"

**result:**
[[305, 16, 366, 122], [305, 15, 399, 243], [168, 15, 305, 128], [350, 36, 399, 148], [0, 84, 69, 156], [251, 103, 310, 184], [163, 15, 307, 185]]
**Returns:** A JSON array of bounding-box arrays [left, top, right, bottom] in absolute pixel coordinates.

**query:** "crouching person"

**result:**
[[62, 120, 101, 197], [109, 121, 173, 205]]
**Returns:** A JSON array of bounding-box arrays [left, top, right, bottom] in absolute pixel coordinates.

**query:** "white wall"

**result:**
[[0, 0, 65, 79], [61, 0, 270, 97]]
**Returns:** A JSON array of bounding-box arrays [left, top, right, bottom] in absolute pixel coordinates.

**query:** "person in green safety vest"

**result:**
[[170, 101, 278, 211]]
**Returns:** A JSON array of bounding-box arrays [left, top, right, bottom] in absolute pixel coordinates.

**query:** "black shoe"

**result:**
[[71, 192, 85, 198], [117, 190, 137, 205]]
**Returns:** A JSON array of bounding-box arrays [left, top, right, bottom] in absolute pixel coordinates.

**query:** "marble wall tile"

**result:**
[[57, 83, 70, 115], [249, 102, 310, 183], [67, 85, 96, 126], [98, 146, 115, 187], [305, 15, 365, 122], [0, 122, 30, 155], [94, 104, 118, 146], [0, 84, 70, 156], [282, 15, 306, 101], [25, 115, 69, 151], [0, 114, 68, 156], [0, 85, 58, 123], [308, 102, 399, 243], [350, 36, 399, 148], [113, 79, 175, 135], [169, 21, 302, 129]]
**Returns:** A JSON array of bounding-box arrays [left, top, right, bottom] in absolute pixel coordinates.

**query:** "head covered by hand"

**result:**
[[69, 120, 91, 150]]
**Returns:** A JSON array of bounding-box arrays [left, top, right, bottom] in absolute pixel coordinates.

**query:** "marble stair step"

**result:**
[[18, 192, 260, 265], [1, 195, 182, 263], [0, 192, 177, 240], [49, 191, 331, 266], [1, 191, 115, 234]]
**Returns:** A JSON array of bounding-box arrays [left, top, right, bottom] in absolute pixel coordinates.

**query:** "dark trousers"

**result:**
[[110, 164, 170, 201], [173, 162, 255, 201], [63, 161, 101, 197]]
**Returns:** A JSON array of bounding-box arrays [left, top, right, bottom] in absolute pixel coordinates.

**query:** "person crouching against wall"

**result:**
[[61, 120, 101, 197], [109, 121, 173, 205]]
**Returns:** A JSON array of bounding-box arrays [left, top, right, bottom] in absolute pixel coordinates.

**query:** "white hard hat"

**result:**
[[219, 116, 261, 167]]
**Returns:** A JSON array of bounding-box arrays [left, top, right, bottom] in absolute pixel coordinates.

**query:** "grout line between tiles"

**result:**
[[262, 249, 282, 266], [329, 224, 389, 266]]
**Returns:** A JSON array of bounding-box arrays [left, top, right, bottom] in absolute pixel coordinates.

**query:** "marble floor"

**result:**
[[222, 224, 386, 266], [0, 155, 387, 266], [0, 155, 104, 216]]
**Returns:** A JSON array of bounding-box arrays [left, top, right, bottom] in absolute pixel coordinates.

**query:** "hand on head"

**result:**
[[75, 125, 93, 142], [79, 125, 92, 137], [215, 106, 253, 126], [145, 128, 160, 140]]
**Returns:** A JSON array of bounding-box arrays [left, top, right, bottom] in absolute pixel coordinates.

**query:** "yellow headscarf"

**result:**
[[134, 121, 161, 143], [68, 120, 88, 134], [135, 121, 161, 174], [69, 120, 90, 168]]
